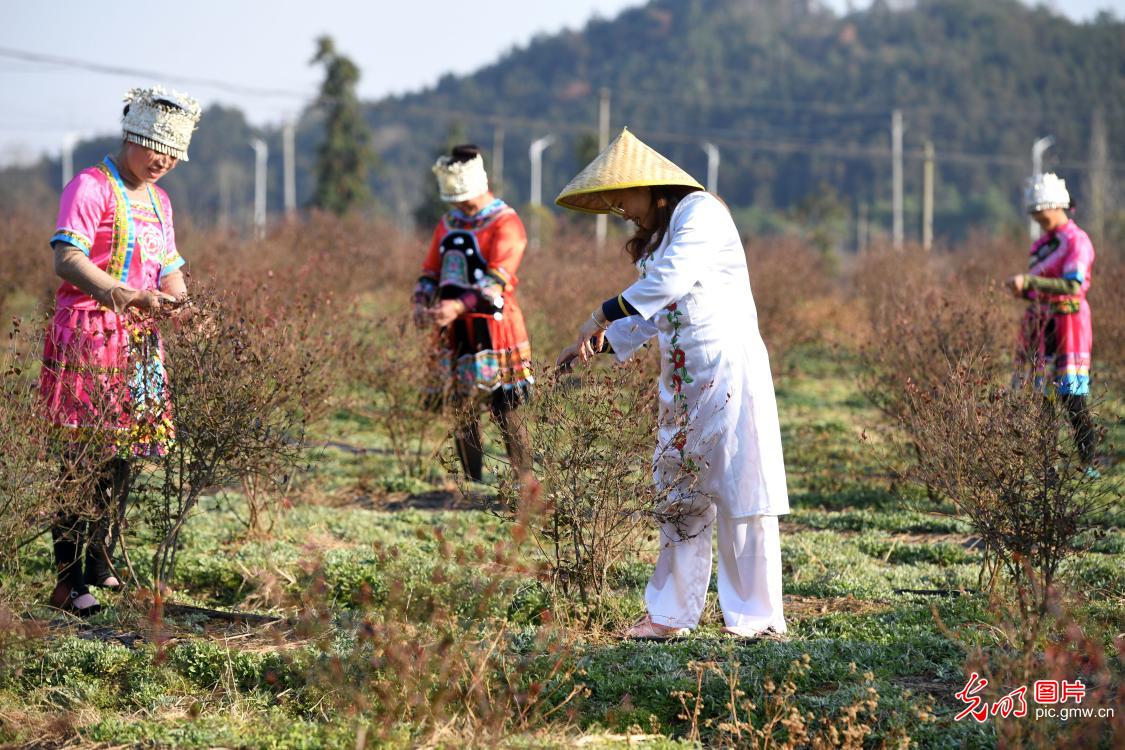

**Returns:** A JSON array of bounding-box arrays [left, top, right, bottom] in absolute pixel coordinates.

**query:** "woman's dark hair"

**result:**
[[625, 185, 703, 262], [449, 144, 481, 163]]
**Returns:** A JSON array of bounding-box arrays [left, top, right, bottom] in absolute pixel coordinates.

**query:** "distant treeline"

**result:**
[[6, 0, 1123, 247]]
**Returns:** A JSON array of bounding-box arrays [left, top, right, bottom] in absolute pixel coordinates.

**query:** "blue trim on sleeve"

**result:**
[[50, 230, 92, 256], [159, 255, 186, 280], [1062, 269, 1084, 283]]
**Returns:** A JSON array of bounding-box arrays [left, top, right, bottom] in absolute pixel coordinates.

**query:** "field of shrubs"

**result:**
[[0, 207, 1121, 748]]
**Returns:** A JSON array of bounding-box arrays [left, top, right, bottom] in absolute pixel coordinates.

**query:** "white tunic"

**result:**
[[605, 192, 789, 518]]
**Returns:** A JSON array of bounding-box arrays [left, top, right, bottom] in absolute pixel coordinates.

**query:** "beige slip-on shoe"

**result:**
[[720, 625, 787, 641], [624, 614, 690, 641]]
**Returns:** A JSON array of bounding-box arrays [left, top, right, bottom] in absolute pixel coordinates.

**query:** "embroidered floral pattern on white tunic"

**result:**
[[605, 192, 789, 518]]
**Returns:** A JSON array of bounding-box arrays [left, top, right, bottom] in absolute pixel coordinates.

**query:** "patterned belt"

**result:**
[[1049, 298, 1081, 315]]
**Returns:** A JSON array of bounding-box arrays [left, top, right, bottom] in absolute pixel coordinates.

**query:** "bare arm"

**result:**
[[52, 241, 174, 313], [160, 269, 188, 300]]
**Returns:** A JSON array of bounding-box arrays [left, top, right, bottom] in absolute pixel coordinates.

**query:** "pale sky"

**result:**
[[0, 0, 1119, 166]]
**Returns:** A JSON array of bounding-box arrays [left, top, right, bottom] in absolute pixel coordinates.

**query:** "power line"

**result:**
[[384, 101, 1125, 175], [0, 46, 310, 99], [607, 84, 1125, 125], [8, 43, 1120, 130], [5, 42, 1119, 141], [4, 43, 1118, 176]]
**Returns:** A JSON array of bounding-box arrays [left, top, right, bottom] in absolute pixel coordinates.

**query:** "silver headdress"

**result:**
[[1025, 172, 1071, 213], [122, 86, 202, 161], [432, 153, 489, 203]]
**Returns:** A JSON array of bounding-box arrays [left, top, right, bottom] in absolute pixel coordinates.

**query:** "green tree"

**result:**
[[574, 131, 600, 169], [309, 36, 376, 214], [793, 182, 849, 256], [17, 0, 1125, 238]]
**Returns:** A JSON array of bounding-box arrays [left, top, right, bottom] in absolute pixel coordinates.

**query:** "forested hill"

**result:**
[[368, 0, 1123, 241], [8, 0, 1124, 244]]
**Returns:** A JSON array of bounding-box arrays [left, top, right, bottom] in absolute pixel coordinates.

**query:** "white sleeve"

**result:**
[[605, 315, 658, 362], [621, 194, 724, 320]]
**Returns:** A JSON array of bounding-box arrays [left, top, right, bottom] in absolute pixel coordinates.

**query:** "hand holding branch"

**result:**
[[557, 308, 608, 369], [1005, 274, 1027, 298], [429, 299, 467, 327], [126, 289, 179, 315]]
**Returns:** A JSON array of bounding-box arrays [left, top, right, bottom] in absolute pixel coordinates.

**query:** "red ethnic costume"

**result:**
[[416, 200, 534, 399], [414, 146, 533, 482]]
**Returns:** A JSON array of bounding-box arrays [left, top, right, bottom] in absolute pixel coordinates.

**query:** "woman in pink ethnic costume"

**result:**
[[42, 86, 201, 616], [1006, 172, 1097, 468]]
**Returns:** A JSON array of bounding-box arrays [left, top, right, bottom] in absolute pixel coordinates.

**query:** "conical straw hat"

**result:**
[[555, 127, 704, 214]]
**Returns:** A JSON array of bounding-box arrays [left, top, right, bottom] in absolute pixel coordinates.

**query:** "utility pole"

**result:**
[[61, 133, 77, 188], [251, 138, 268, 240], [891, 109, 903, 250], [595, 87, 611, 250], [218, 164, 232, 229], [492, 127, 505, 197], [529, 135, 554, 250], [1030, 135, 1055, 240], [857, 203, 868, 254], [922, 140, 934, 250], [701, 142, 720, 194], [282, 119, 296, 217], [1088, 109, 1107, 245]]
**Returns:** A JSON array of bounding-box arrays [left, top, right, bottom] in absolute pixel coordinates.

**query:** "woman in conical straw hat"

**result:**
[[556, 128, 789, 640], [42, 86, 201, 616]]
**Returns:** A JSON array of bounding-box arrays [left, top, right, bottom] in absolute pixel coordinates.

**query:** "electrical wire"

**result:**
[[0, 46, 310, 99]]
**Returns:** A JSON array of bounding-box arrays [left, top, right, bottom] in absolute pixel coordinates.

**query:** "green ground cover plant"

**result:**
[[0, 215, 1120, 748]]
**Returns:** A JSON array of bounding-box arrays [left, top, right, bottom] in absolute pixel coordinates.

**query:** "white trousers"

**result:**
[[645, 505, 786, 633]]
